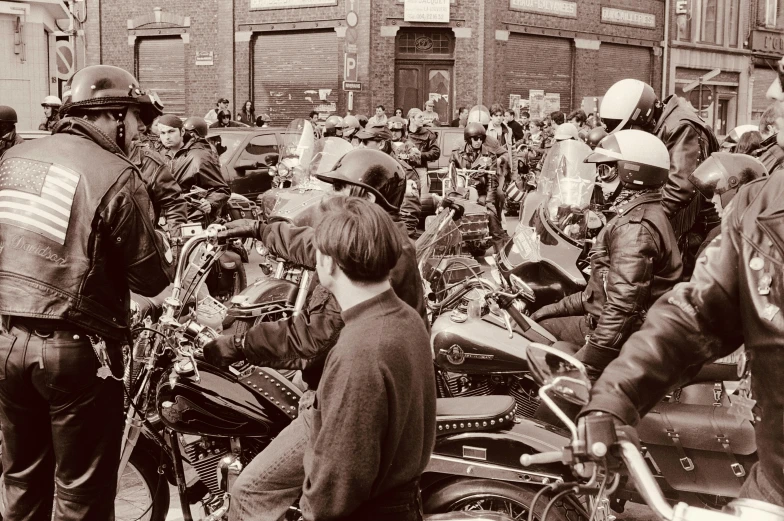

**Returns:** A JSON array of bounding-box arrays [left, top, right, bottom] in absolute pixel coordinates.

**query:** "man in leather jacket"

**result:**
[[530, 131, 682, 379], [203, 149, 426, 521], [0, 65, 172, 521], [406, 108, 441, 196], [0, 106, 24, 156], [158, 114, 230, 219], [581, 170, 784, 506]]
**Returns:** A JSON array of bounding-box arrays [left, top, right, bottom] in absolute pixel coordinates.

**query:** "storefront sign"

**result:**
[[343, 81, 362, 91], [601, 7, 655, 28], [509, 0, 577, 19], [250, 0, 336, 10], [195, 51, 214, 66], [404, 0, 450, 23], [751, 30, 784, 55]]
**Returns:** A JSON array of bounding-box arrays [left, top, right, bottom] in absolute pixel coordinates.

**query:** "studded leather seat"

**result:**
[[435, 395, 516, 437]]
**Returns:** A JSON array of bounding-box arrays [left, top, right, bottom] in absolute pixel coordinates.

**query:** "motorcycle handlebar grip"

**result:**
[[217, 228, 252, 240], [520, 451, 562, 466], [504, 300, 531, 332]]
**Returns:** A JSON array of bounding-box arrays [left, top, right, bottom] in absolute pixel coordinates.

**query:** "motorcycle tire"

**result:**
[[0, 448, 169, 521], [423, 477, 587, 521]]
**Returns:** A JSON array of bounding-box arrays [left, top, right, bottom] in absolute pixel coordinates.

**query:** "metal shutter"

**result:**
[[752, 67, 777, 120], [504, 34, 572, 113], [595, 44, 652, 96], [254, 31, 339, 127], [137, 37, 185, 116]]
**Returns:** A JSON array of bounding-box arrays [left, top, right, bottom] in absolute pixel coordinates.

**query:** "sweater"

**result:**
[[300, 289, 436, 521]]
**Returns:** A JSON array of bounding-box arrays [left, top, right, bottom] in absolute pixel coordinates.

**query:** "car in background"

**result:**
[[427, 126, 466, 194], [18, 130, 51, 141]]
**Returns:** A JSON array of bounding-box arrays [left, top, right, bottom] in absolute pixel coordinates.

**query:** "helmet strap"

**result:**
[[113, 107, 129, 149]]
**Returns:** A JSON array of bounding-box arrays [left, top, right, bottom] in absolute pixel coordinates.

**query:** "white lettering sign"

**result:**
[[250, 0, 336, 10], [601, 7, 656, 28], [509, 0, 577, 18], [404, 0, 450, 23]]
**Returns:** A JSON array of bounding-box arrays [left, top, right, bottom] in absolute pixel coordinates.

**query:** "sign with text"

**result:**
[[250, 0, 336, 9], [509, 0, 577, 19], [752, 29, 784, 55], [343, 81, 362, 91], [404, 0, 450, 23], [601, 7, 655, 28], [344, 52, 358, 81], [195, 51, 214, 66]]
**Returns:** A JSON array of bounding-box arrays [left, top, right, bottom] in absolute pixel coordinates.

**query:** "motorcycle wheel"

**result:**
[[423, 478, 587, 521], [0, 450, 169, 521]]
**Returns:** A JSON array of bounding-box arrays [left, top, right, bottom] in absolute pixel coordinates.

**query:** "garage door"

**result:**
[[504, 34, 572, 116], [137, 37, 185, 115], [752, 66, 777, 121], [254, 30, 339, 127], [595, 44, 652, 96]]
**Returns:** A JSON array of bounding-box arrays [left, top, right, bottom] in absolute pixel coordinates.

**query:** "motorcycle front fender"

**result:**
[[426, 418, 571, 487]]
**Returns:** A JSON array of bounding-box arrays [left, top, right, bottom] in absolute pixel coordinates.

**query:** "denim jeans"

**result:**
[[229, 390, 315, 521], [740, 462, 784, 507]]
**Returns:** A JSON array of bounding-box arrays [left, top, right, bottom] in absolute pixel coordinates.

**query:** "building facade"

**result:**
[[749, 0, 784, 122]]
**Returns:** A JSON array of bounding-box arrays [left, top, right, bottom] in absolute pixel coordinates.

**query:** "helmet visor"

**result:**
[[688, 155, 730, 200]]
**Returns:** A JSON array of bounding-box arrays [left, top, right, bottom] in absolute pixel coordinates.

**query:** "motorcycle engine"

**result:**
[[181, 435, 266, 497], [436, 372, 540, 419]]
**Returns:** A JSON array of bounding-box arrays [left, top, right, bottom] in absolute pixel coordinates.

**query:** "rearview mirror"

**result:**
[[526, 342, 590, 405], [509, 274, 535, 302]]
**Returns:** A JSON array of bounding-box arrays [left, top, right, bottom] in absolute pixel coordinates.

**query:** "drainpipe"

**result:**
[[477, 0, 484, 104], [662, 0, 670, 97]]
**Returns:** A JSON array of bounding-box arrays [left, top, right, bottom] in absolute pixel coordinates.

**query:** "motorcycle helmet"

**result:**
[[464, 122, 486, 143], [183, 116, 209, 138], [315, 148, 406, 212], [388, 116, 406, 141], [467, 105, 491, 127], [356, 114, 369, 128], [324, 115, 343, 137], [688, 152, 767, 208], [600, 79, 659, 133], [585, 129, 669, 189], [554, 123, 580, 142], [585, 126, 608, 149], [720, 124, 759, 151], [343, 115, 361, 139], [42, 95, 62, 108], [0, 106, 18, 124]]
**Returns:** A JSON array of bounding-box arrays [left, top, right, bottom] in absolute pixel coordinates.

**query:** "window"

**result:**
[[241, 134, 278, 162], [677, 0, 741, 47], [766, 0, 778, 27], [700, 0, 724, 44]]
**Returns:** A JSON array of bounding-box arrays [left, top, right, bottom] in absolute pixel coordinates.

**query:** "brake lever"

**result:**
[[488, 299, 514, 339]]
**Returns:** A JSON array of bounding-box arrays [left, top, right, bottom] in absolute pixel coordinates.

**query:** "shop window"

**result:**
[[678, 0, 741, 47], [766, 0, 778, 27], [701, 0, 724, 45]]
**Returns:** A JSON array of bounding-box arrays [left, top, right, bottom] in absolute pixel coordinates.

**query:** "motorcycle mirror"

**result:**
[[526, 342, 591, 405], [509, 274, 536, 302]]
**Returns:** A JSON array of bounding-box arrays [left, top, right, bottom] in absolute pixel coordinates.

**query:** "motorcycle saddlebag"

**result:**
[[637, 401, 757, 497], [457, 201, 489, 243]]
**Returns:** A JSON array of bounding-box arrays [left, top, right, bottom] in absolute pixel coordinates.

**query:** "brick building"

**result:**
[[748, 0, 784, 122]]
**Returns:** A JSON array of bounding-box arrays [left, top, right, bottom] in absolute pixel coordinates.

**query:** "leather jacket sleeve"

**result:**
[[259, 221, 317, 269], [582, 208, 744, 425], [192, 149, 230, 216], [580, 220, 660, 373], [400, 192, 421, 238], [102, 170, 173, 297], [148, 159, 188, 236], [420, 131, 441, 164], [660, 122, 703, 220]]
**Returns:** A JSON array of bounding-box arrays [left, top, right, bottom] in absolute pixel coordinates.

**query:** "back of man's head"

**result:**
[[313, 195, 401, 284], [759, 103, 784, 138]]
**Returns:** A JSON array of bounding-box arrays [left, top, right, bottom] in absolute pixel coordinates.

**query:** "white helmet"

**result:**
[[554, 122, 580, 141], [599, 79, 658, 133], [585, 129, 669, 189], [42, 95, 62, 107]]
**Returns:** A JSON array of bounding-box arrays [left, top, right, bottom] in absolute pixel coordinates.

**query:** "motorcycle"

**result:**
[[520, 342, 779, 521], [269, 119, 316, 190]]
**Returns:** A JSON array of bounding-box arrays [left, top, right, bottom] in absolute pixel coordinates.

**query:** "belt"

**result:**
[[3, 316, 87, 340]]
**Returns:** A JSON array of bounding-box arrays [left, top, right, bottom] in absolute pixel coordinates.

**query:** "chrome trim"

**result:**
[[426, 454, 564, 486]]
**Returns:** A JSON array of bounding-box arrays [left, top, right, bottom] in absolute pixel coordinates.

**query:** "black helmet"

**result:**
[[600, 79, 659, 133], [183, 116, 209, 138], [689, 152, 767, 208], [61, 65, 164, 126], [585, 130, 670, 189], [315, 148, 406, 212], [585, 126, 608, 149], [0, 106, 18, 124], [356, 114, 369, 128], [464, 122, 486, 143]]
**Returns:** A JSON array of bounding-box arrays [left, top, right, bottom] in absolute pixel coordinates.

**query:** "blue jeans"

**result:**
[[229, 391, 315, 521]]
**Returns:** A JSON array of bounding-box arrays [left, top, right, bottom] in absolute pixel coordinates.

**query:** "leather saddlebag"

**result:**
[[637, 402, 757, 497], [457, 201, 490, 243]]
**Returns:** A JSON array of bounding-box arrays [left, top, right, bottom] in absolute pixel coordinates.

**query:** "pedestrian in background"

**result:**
[[205, 97, 229, 124], [39, 96, 62, 132], [367, 105, 388, 127], [423, 100, 440, 126], [237, 100, 255, 126]]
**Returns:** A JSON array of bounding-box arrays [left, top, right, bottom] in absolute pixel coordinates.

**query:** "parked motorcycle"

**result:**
[[269, 119, 316, 189]]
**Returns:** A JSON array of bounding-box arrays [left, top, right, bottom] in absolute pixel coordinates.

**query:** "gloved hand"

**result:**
[[224, 218, 262, 239], [530, 302, 565, 322], [203, 335, 247, 367], [576, 412, 633, 471], [198, 199, 212, 214]]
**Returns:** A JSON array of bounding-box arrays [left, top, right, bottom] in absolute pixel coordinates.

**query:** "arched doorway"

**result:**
[[395, 29, 454, 123]]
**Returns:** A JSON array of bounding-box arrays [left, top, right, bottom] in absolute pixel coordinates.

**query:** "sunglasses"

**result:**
[[470, 136, 484, 141], [360, 138, 382, 146]]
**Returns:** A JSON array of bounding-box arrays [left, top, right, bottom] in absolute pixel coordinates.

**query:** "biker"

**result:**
[[553, 122, 580, 142], [579, 159, 784, 509], [210, 109, 242, 128], [406, 108, 441, 196], [342, 115, 361, 143], [599, 79, 719, 251], [158, 113, 230, 220], [530, 130, 682, 381], [323, 115, 343, 138], [39, 95, 62, 132], [0, 64, 172, 520], [201, 148, 427, 521], [0, 106, 24, 155], [450, 122, 510, 253]]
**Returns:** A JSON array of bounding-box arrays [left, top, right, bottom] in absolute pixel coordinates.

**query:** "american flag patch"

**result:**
[[0, 158, 80, 245]]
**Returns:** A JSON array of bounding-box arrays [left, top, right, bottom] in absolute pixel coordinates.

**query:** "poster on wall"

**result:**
[[509, 94, 521, 111], [529, 90, 545, 119], [544, 93, 561, 115]]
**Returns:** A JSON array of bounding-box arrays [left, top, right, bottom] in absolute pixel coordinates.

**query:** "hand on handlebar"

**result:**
[[197, 199, 212, 214], [203, 334, 247, 367], [222, 218, 262, 240]]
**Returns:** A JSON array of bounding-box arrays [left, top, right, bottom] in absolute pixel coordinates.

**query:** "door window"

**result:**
[[427, 68, 450, 124]]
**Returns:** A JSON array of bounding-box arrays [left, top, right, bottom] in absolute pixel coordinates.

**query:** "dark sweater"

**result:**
[[300, 289, 436, 521]]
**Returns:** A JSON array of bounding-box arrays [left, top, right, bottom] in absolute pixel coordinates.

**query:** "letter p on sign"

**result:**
[[344, 53, 357, 82]]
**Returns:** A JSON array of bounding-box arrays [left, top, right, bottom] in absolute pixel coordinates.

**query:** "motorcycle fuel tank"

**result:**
[[432, 313, 530, 374], [257, 186, 326, 227], [157, 363, 299, 438]]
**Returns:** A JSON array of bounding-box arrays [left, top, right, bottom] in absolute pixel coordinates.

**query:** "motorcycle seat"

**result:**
[[435, 396, 516, 437]]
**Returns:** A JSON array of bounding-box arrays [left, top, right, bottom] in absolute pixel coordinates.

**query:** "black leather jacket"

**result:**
[[0, 118, 173, 340], [128, 140, 187, 235], [583, 174, 784, 497], [168, 137, 230, 217], [548, 192, 682, 372], [754, 134, 784, 176], [449, 143, 503, 207], [0, 131, 24, 156], [242, 218, 427, 389], [654, 95, 719, 238], [405, 127, 440, 168]]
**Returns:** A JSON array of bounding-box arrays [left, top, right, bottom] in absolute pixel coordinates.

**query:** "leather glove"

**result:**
[[224, 218, 262, 239], [198, 199, 212, 214], [530, 302, 566, 322], [203, 334, 247, 367], [575, 412, 635, 471]]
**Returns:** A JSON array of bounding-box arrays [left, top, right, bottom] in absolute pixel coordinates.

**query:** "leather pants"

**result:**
[[0, 320, 124, 521]]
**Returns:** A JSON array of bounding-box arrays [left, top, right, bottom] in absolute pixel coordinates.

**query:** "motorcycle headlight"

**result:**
[[277, 163, 290, 177]]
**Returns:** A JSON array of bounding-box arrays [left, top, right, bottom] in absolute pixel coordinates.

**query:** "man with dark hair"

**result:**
[[504, 109, 524, 141], [550, 110, 565, 126], [205, 97, 229, 124], [367, 105, 388, 127], [297, 196, 435, 520], [567, 109, 590, 140], [451, 106, 469, 128]]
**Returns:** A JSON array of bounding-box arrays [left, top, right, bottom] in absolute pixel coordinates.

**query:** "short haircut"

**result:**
[[736, 130, 762, 155], [490, 103, 504, 116], [312, 195, 401, 283], [567, 109, 587, 125], [458, 106, 467, 115], [504, 108, 515, 117], [759, 104, 784, 133], [309, 110, 318, 119], [376, 104, 385, 111], [550, 111, 565, 125], [520, 111, 530, 119]]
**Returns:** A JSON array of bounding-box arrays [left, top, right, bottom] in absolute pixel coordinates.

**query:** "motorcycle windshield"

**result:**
[[279, 119, 316, 185], [416, 208, 461, 267], [309, 137, 354, 178]]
